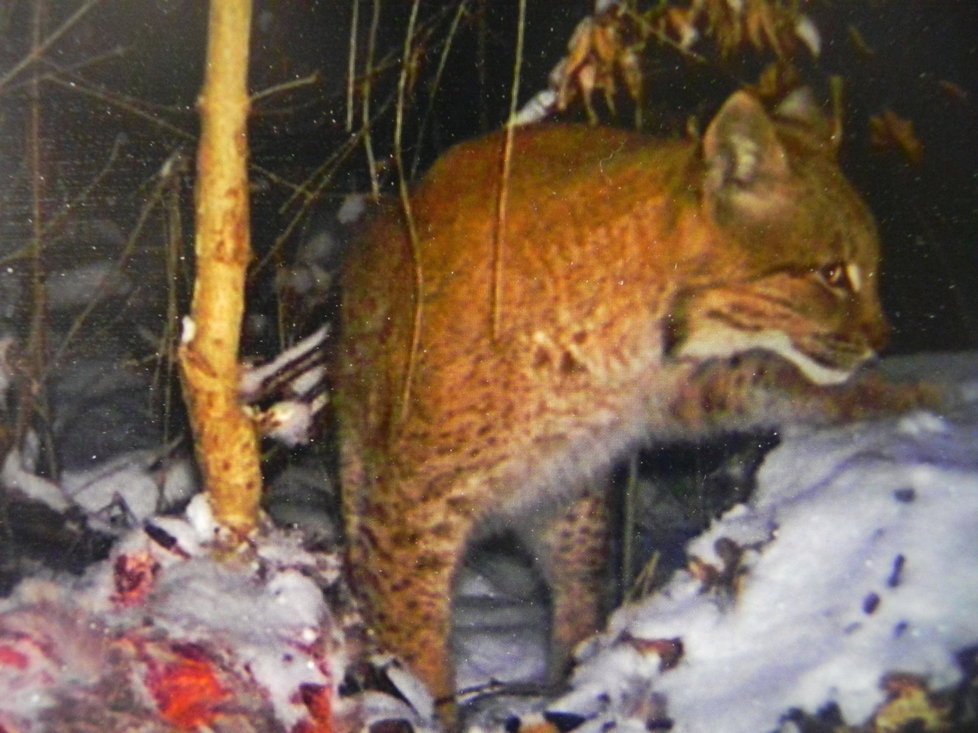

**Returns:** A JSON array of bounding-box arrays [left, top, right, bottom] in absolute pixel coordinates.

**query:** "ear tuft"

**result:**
[[775, 87, 820, 126], [775, 87, 838, 155]]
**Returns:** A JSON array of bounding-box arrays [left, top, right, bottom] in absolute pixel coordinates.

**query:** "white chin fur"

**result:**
[[677, 324, 864, 386]]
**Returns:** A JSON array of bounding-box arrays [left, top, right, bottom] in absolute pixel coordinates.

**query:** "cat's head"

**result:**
[[670, 90, 889, 385]]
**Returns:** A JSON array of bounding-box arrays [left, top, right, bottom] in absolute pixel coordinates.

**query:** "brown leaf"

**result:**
[[869, 109, 924, 166]]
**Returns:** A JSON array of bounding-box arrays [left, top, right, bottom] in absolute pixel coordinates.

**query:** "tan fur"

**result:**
[[335, 92, 901, 722]]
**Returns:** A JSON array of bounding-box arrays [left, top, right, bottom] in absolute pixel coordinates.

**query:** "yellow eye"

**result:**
[[817, 262, 850, 290]]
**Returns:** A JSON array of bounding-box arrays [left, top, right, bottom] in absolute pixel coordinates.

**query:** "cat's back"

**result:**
[[338, 124, 700, 394]]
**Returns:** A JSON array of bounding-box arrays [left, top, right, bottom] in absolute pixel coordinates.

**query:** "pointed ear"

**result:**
[[703, 91, 788, 195], [775, 86, 839, 156]]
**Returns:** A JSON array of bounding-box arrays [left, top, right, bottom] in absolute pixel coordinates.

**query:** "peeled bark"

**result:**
[[179, 0, 261, 536]]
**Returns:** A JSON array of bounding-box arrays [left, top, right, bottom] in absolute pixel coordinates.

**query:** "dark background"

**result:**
[[0, 0, 975, 357]]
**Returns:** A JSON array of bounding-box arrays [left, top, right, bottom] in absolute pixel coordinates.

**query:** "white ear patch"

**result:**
[[728, 134, 762, 183]]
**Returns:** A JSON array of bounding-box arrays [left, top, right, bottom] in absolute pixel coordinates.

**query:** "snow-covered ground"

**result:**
[[460, 352, 978, 732], [0, 496, 357, 732], [0, 353, 975, 732]]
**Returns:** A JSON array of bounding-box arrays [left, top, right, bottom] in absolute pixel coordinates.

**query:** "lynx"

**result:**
[[335, 91, 913, 723]]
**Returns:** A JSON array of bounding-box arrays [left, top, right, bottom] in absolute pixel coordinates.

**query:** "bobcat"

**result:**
[[335, 90, 914, 723]]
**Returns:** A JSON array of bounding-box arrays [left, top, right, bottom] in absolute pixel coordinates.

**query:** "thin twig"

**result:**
[[410, 0, 469, 178], [477, 0, 488, 130], [0, 133, 124, 267], [491, 0, 526, 339], [251, 71, 321, 106], [394, 0, 423, 427], [2, 45, 126, 95], [0, 0, 103, 94], [157, 152, 190, 447], [622, 452, 639, 590], [361, 0, 383, 200], [50, 163, 172, 371], [15, 0, 59, 479], [250, 86, 399, 282], [345, 0, 359, 132], [45, 72, 304, 196]]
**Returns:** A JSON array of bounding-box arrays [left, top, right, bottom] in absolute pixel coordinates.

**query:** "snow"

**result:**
[[239, 325, 329, 401], [1, 435, 197, 533], [0, 495, 354, 731], [529, 356, 978, 732], [0, 354, 975, 731]]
